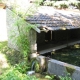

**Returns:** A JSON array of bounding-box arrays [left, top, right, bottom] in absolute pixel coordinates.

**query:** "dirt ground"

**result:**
[[0, 8, 7, 41]]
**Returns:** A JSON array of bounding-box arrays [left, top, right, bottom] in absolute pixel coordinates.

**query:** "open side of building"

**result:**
[[6, 6, 80, 54], [26, 6, 80, 54]]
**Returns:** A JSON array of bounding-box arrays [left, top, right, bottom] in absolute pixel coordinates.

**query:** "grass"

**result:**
[[0, 41, 49, 80], [0, 41, 23, 75], [0, 41, 75, 80], [0, 41, 23, 66]]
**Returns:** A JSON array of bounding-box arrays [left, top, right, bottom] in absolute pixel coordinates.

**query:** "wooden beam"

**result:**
[[32, 26, 41, 33]]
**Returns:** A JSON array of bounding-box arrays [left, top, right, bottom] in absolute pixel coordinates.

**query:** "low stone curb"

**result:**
[[48, 59, 80, 80], [37, 55, 80, 80]]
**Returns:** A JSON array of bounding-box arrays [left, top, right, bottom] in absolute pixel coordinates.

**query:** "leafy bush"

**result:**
[[60, 3, 68, 9], [43, 0, 80, 9], [43, 1, 55, 6], [0, 67, 39, 80], [59, 73, 72, 80], [68, 1, 79, 9], [45, 73, 72, 80], [76, 2, 80, 9], [53, 1, 69, 9], [15, 60, 30, 73]]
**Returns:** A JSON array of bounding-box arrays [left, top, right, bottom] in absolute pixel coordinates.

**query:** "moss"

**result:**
[[34, 60, 40, 73], [66, 65, 75, 75]]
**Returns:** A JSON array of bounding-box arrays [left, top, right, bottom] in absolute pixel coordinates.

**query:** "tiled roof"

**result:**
[[26, 6, 80, 31]]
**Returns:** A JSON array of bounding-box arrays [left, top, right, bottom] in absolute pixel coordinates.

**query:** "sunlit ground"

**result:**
[[0, 41, 9, 74], [0, 9, 8, 41], [0, 8, 8, 73], [0, 52, 9, 75], [0, 52, 9, 68]]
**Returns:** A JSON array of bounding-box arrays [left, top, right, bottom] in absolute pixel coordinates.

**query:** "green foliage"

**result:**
[[76, 2, 80, 9], [66, 66, 75, 75], [43, 0, 80, 9], [45, 75, 54, 80], [0, 41, 23, 66], [60, 3, 68, 9], [53, 1, 69, 9], [16, 32, 30, 58], [44, 1, 55, 6], [0, 0, 2, 2], [34, 61, 40, 73], [0, 67, 39, 80], [59, 73, 72, 80], [68, 1, 80, 9], [15, 60, 30, 73], [8, 0, 40, 64], [8, 0, 41, 75], [45, 73, 72, 80], [0, 42, 39, 80], [10, 0, 40, 58], [35, 0, 43, 5], [0, 41, 7, 50]]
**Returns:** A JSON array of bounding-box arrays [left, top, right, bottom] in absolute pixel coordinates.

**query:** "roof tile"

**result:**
[[26, 6, 80, 30]]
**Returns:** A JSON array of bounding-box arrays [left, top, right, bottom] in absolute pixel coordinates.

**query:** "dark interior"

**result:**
[[37, 29, 80, 53]]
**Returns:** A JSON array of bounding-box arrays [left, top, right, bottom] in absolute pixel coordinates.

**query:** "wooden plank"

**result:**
[[32, 26, 41, 33], [39, 40, 80, 54]]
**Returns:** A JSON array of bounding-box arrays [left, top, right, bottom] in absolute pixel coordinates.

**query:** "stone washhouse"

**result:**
[[6, 6, 80, 80], [6, 6, 80, 55]]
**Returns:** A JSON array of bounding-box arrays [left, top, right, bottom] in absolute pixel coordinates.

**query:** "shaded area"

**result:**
[[0, 41, 23, 66], [43, 44, 80, 66], [37, 29, 80, 54], [26, 6, 80, 55], [0, 42, 50, 80]]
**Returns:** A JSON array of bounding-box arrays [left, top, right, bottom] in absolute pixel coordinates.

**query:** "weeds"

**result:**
[[0, 67, 39, 80]]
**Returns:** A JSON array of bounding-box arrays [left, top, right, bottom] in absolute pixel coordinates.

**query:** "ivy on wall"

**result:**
[[8, 0, 41, 58]]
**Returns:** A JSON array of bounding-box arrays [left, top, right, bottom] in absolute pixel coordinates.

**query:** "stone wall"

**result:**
[[29, 29, 37, 53], [48, 59, 80, 80], [6, 8, 19, 50], [6, 8, 37, 53], [36, 55, 80, 80]]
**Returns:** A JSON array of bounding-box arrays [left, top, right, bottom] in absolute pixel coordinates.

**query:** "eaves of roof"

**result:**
[[26, 6, 80, 32]]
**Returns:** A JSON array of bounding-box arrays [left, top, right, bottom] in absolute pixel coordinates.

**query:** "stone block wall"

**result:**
[[48, 59, 80, 80], [6, 8, 37, 53], [6, 8, 19, 50], [28, 29, 37, 53]]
